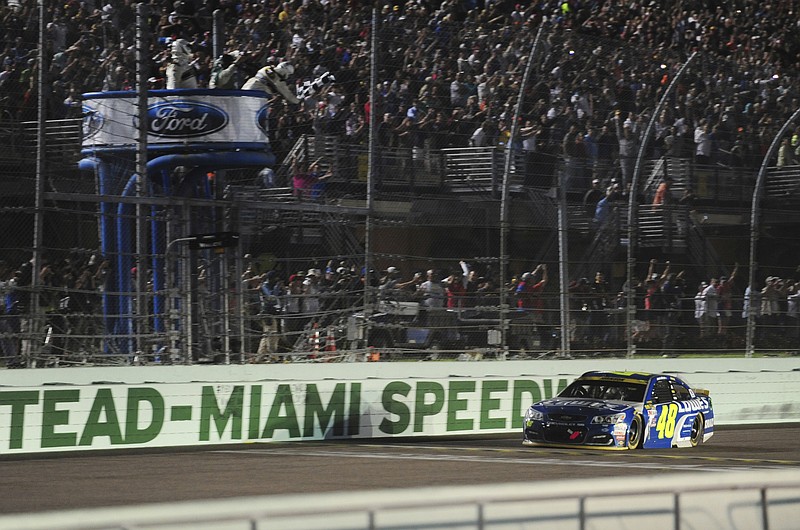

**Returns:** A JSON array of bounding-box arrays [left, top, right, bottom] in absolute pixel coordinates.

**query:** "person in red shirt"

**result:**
[[717, 263, 738, 336], [642, 259, 670, 342], [445, 268, 467, 309], [652, 176, 672, 208], [516, 265, 547, 311], [515, 264, 550, 351]]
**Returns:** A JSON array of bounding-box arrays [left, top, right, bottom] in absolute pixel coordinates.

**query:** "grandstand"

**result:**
[[1, 0, 799, 366]]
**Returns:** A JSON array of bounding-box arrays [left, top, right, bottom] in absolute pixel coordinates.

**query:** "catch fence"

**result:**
[[1, 8, 799, 367]]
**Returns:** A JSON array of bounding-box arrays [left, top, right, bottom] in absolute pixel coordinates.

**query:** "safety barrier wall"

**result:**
[[1, 358, 798, 455], [1, 469, 799, 530]]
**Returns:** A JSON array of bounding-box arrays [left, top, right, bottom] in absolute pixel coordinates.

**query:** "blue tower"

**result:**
[[80, 89, 274, 357]]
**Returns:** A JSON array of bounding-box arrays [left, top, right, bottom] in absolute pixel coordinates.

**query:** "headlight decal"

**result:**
[[525, 407, 544, 424], [591, 412, 626, 425]]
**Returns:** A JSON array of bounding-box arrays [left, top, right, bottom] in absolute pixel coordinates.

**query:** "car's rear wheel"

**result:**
[[627, 414, 643, 450], [690, 414, 704, 447]]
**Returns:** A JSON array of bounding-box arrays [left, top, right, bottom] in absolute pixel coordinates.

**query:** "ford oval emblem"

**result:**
[[142, 100, 229, 138], [255, 104, 269, 135], [82, 104, 104, 140]]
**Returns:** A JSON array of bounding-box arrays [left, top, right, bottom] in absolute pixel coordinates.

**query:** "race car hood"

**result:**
[[534, 398, 639, 416]]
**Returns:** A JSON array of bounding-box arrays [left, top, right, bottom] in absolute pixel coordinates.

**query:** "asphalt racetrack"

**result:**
[[2, 424, 799, 515]]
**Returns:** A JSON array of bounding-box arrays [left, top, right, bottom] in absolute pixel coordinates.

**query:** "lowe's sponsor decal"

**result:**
[[541, 399, 627, 410], [676, 397, 710, 413], [143, 100, 229, 138], [0, 378, 569, 454]]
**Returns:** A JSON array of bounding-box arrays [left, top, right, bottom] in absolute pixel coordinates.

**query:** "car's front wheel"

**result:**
[[690, 413, 704, 447], [627, 414, 643, 450]]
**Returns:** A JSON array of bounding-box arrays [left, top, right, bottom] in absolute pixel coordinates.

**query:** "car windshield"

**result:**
[[559, 379, 646, 402]]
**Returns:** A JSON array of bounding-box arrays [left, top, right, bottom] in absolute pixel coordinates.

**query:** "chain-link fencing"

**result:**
[[1, 5, 800, 367]]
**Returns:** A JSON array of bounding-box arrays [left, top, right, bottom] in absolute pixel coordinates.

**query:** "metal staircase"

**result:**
[[765, 165, 800, 198], [21, 118, 83, 168], [224, 185, 295, 236]]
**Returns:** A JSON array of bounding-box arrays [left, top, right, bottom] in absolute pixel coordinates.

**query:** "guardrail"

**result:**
[[1, 469, 797, 530]]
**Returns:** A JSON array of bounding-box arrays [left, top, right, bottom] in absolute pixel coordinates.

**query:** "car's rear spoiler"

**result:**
[[694, 388, 710, 397]]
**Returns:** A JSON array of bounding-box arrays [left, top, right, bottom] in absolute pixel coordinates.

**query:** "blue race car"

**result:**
[[523, 371, 714, 450]]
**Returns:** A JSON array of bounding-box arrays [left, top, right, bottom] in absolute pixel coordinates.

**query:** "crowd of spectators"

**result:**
[[1, 249, 798, 362], [2, 0, 800, 174], [236, 256, 800, 357], [3, 0, 800, 361]]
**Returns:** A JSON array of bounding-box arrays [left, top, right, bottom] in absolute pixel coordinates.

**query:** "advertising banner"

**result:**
[[81, 90, 269, 148], [0, 377, 570, 454]]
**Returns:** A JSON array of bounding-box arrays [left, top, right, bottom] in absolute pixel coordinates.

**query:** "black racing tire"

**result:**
[[690, 413, 704, 447], [627, 413, 643, 450]]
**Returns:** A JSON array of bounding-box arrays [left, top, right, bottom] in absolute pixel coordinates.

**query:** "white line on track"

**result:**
[[210, 448, 783, 472]]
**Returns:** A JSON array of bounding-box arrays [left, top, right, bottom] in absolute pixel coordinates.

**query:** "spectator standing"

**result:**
[[307, 159, 331, 202], [2, 267, 26, 366], [209, 53, 242, 89], [652, 176, 672, 208], [701, 278, 720, 339], [584, 126, 600, 179], [417, 269, 445, 309], [515, 264, 550, 351], [642, 259, 669, 342], [450, 72, 470, 108], [444, 264, 468, 309], [290, 158, 329, 201], [777, 137, 794, 168], [660, 271, 685, 354], [583, 178, 604, 218], [694, 120, 712, 165], [281, 273, 304, 347], [589, 271, 611, 344], [596, 124, 617, 182], [594, 187, 619, 228], [462, 265, 481, 308], [302, 269, 322, 328], [761, 276, 785, 329], [519, 118, 541, 180], [717, 264, 738, 337], [568, 277, 591, 344], [376, 113, 396, 148], [165, 39, 198, 89], [615, 113, 638, 186], [695, 281, 709, 337], [742, 281, 762, 326], [470, 119, 497, 147], [377, 266, 402, 300], [0, 265, 19, 365], [290, 158, 312, 200], [258, 274, 283, 362], [562, 123, 585, 190]]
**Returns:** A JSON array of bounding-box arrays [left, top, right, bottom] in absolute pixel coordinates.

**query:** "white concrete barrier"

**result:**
[[1, 358, 798, 455]]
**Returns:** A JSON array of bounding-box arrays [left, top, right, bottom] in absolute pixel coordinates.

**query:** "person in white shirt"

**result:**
[[417, 269, 444, 308], [694, 120, 712, 164], [700, 278, 719, 338], [302, 269, 322, 315], [694, 281, 708, 336], [165, 39, 198, 89], [242, 61, 299, 104]]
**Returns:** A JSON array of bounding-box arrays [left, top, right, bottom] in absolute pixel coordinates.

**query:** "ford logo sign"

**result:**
[[82, 104, 104, 140], [141, 100, 229, 138], [255, 104, 269, 135]]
